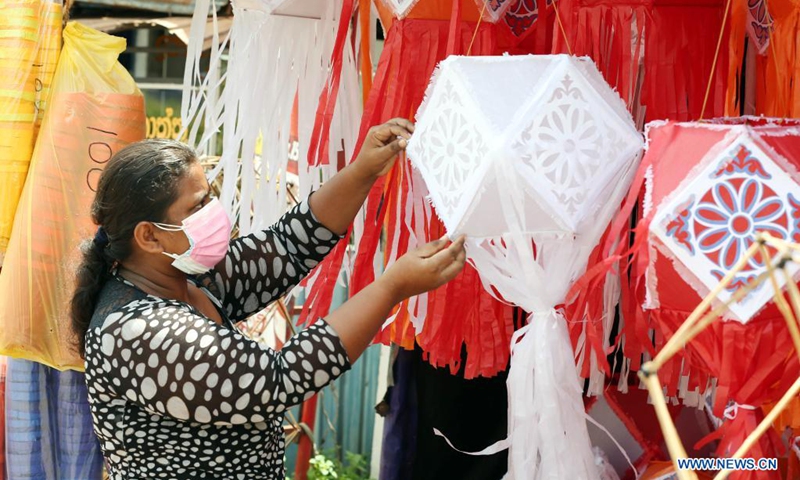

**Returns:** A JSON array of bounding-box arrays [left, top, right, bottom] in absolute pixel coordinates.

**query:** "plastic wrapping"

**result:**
[[0, 0, 63, 265], [0, 22, 145, 371]]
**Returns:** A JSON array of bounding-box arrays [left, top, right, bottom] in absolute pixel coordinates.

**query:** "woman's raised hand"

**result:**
[[353, 118, 415, 178], [380, 235, 467, 302]]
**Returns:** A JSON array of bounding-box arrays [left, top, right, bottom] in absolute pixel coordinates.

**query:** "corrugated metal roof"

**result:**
[[75, 0, 198, 16], [75, 0, 324, 18], [78, 15, 232, 50]]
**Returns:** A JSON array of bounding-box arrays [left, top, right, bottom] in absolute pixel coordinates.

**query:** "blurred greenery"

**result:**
[[285, 450, 373, 480]]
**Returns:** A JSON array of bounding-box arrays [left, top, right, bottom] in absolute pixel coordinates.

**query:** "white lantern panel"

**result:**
[[508, 61, 643, 232], [445, 55, 556, 135], [409, 55, 642, 239], [457, 167, 567, 239], [410, 66, 492, 234]]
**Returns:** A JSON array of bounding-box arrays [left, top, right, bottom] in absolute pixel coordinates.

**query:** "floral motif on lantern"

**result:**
[[790, 194, 800, 243], [664, 197, 696, 255], [747, 0, 772, 54], [515, 75, 606, 217], [695, 178, 788, 288], [475, 0, 516, 22], [504, 0, 539, 37], [712, 144, 771, 179], [417, 77, 487, 219]]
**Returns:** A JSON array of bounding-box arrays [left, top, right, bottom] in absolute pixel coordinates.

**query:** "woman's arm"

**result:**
[[208, 200, 342, 322], [324, 236, 466, 362], [206, 119, 413, 320], [308, 118, 414, 235]]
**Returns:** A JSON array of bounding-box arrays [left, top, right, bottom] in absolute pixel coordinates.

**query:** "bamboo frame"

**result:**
[[640, 232, 800, 478]]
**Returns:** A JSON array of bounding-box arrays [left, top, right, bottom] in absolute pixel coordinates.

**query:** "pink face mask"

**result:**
[[153, 198, 232, 275]]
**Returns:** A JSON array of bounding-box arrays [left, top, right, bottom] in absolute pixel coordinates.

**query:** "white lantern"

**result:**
[[407, 54, 643, 479]]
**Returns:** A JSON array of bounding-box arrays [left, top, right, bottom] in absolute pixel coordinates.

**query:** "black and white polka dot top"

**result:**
[[84, 200, 351, 479]]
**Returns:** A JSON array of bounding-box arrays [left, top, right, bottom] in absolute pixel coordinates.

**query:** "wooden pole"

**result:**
[[650, 240, 763, 368], [759, 246, 800, 362], [294, 394, 319, 480], [651, 268, 773, 370], [640, 366, 699, 480]]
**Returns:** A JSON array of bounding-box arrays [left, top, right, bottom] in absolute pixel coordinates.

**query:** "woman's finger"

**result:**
[[373, 140, 406, 166], [440, 261, 465, 281], [417, 235, 451, 258], [377, 124, 413, 142], [449, 235, 466, 254], [440, 248, 467, 280], [429, 236, 464, 267], [386, 118, 415, 132]]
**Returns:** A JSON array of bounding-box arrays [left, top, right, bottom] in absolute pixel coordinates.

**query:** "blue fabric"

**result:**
[[379, 348, 417, 480], [5, 359, 103, 480]]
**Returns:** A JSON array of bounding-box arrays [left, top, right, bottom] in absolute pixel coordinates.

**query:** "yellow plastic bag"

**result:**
[[0, 22, 145, 370], [0, 0, 63, 264]]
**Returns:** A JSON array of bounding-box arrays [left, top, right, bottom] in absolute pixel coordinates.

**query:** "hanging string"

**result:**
[[699, 0, 733, 120], [553, 0, 573, 56], [466, 0, 488, 56]]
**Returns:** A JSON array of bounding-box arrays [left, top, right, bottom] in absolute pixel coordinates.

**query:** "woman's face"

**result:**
[[157, 161, 212, 256]]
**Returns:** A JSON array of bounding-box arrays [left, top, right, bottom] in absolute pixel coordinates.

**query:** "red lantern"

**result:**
[[627, 118, 800, 478]]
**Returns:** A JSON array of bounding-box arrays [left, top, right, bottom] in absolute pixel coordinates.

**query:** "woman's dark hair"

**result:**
[[71, 139, 197, 357]]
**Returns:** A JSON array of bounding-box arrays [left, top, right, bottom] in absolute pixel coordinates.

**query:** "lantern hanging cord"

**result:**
[[467, 0, 488, 56], [700, 0, 732, 120], [553, 0, 573, 56]]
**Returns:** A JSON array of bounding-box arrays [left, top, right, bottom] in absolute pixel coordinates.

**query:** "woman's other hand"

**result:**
[[323, 235, 466, 362], [308, 118, 415, 235], [380, 235, 467, 302], [354, 118, 415, 178]]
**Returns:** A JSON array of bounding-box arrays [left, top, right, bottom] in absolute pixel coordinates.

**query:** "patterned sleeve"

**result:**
[[210, 199, 342, 322], [87, 301, 351, 426]]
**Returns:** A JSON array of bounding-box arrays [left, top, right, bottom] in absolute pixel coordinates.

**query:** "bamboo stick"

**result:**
[[651, 240, 764, 367], [652, 268, 774, 370], [758, 245, 800, 362], [783, 269, 800, 331], [644, 234, 800, 480], [640, 367, 699, 480], [652, 234, 792, 368], [761, 232, 800, 252]]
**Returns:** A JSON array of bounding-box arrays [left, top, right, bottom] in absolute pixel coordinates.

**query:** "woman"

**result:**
[[71, 119, 466, 479]]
